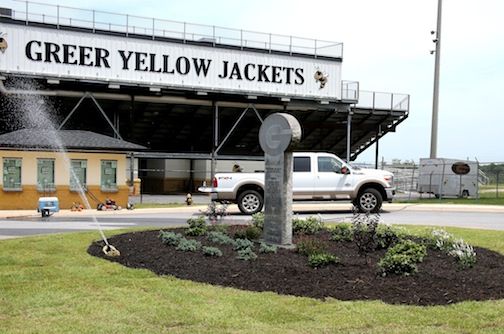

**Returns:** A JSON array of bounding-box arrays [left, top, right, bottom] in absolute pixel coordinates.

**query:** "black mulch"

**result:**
[[87, 227, 504, 306]]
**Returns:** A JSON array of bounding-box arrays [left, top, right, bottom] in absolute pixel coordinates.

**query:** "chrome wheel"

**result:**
[[242, 194, 260, 213], [237, 190, 264, 215], [359, 192, 377, 211]]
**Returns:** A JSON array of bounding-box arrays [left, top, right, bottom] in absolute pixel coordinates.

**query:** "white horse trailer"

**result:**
[[418, 158, 479, 198]]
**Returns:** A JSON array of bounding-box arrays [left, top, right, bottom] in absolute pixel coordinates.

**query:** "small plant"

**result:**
[[428, 229, 455, 251], [210, 224, 229, 234], [292, 216, 324, 235], [308, 252, 339, 268], [236, 247, 258, 261], [186, 216, 207, 236], [176, 238, 202, 252], [251, 212, 264, 230], [233, 238, 254, 251], [386, 240, 427, 263], [202, 246, 223, 257], [352, 208, 381, 254], [378, 253, 419, 276], [207, 231, 235, 245], [296, 237, 326, 256], [244, 226, 262, 240], [375, 224, 401, 249], [234, 226, 261, 240], [378, 240, 427, 276], [159, 230, 183, 246], [449, 239, 477, 269], [201, 201, 228, 225], [330, 223, 353, 242], [259, 242, 277, 254]]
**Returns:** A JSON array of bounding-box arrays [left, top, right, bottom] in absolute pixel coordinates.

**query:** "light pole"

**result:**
[[430, 0, 443, 159]]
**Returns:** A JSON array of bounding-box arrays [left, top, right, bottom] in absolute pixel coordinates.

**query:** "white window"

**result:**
[[101, 160, 117, 191], [70, 159, 87, 191]]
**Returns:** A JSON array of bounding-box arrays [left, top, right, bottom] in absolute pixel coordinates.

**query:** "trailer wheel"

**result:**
[[461, 190, 469, 198], [356, 188, 383, 213], [237, 190, 263, 215]]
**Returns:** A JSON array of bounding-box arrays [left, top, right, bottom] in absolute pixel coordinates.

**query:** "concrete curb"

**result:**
[[1, 202, 503, 219]]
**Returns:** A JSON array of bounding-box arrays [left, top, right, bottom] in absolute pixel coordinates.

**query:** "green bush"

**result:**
[[296, 238, 326, 256], [378, 253, 419, 276], [236, 248, 258, 261], [378, 240, 427, 276], [330, 224, 353, 242], [292, 216, 324, 235], [159, 231, 183, 246], [175, 238, 202, 252], [259, 242, 277, 254], [375, 224, 401, 249], [251, 212, 264, 230], [207, 231, 235, 245], [245, 226, 262, 240], [233, 238, 254, 251], [186, 216, 207, 236], [308, 252, 339, 268], [202, 246, 223, 257], [210, 224, 228, 234], [387, 240, 427, 263]]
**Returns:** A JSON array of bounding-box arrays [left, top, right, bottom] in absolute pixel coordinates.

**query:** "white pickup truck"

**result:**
[[199, 152, 395, 214]]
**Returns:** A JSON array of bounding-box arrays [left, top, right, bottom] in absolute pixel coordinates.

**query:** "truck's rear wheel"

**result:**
[[356, 188, 383, 213], [237, 190, 263, 215]]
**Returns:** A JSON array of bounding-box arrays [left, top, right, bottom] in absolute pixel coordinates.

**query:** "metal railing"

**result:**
[[0, 0, 343, 59], [356, 90, 410, 112]]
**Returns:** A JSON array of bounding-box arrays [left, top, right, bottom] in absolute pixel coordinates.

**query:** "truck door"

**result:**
[[292, 156, 314, 199], [313, 156, 352, 199]]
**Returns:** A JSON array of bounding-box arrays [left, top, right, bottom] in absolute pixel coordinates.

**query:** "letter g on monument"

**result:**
[[259, 113, 301, 155]]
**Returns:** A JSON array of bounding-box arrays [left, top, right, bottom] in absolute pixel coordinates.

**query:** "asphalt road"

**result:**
[[1, 204, 504, 239]]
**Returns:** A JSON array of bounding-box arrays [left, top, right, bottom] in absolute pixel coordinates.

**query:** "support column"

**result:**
[[375, 125, 381, 169], [210, 102, 219, 185], [346, 112, 352, 162]]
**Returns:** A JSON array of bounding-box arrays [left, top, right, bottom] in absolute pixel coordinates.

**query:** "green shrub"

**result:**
[[296, 238, 326, 256], [378, 240, 427, 276], [308, 252, 339, 268], [387, 240, 427, 263], [207, 231, 235, 245], [330, 224, 353, 242], [233, 238, 254, 251], [175, 238, 202, 252], [186, 216, 207, 236], [236, 248, 257, 261], [210, 224, 228, 234], [251, 212, 264, 230], [159, 230, 183, 246], [259, 242, 277, 254], [375, 224, 401, 249], [202, 246, 223, 257], [244, 226, 262, 240], [292, 216, 324, 235], [378, 253, 419, 276]]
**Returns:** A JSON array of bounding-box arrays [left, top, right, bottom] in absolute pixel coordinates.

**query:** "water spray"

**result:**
[[8, 78, 121, 257]]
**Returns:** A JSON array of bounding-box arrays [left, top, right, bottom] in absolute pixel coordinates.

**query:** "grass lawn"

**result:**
[[1, 227, 504, 333]]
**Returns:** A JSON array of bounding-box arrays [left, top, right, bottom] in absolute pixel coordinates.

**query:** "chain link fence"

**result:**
[[374, 160, 504, 200]]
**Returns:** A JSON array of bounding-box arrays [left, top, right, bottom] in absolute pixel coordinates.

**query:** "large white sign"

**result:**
[[0, 24, 342, 99]]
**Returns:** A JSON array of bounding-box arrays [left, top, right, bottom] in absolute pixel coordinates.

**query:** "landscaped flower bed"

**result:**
[[88, 215, 504, 306]]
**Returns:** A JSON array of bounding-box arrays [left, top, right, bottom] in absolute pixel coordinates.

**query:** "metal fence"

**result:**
[[373, 160, 504, 200], [0, 0, 343, 58]]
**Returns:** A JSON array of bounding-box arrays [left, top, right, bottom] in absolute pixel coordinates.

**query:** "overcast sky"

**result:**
[[15, 0, 504, 163]]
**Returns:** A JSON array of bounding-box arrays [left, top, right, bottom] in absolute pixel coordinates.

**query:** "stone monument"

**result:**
[[259, 113, 301, 246]]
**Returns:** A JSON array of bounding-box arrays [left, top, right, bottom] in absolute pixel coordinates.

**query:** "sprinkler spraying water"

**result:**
[[4, 78, 120, 255]]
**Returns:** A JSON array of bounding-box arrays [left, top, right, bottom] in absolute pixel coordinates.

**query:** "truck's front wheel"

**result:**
[[237, 190, 264, 215], [355, 188, 383, 213]]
